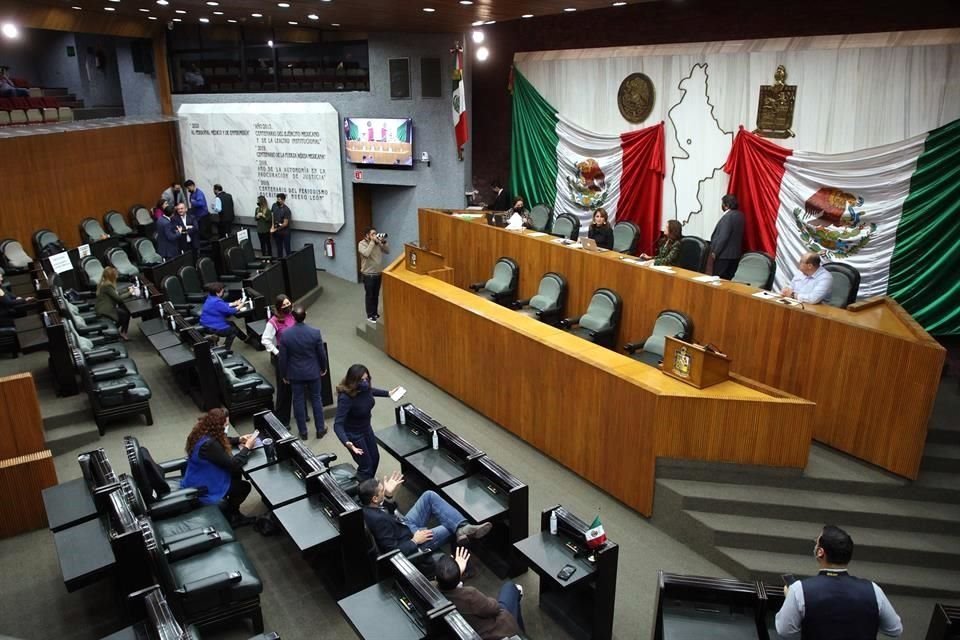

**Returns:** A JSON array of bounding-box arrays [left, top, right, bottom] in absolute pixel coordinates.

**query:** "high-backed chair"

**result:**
[[62, 296, 120, 338], [105, 211, 135, 238], [624, 310, 694, 367], [66, 318, 129, 361], [551, 213, 580, 241], [161, 275, 203, 317], [0, 239, 32, 273], [118, 474, 234, 545], [468, 257, 520, 306], [131, 204, 155, 236], [107, 246, 139, 278], [213, 353, 274, 416], [240, 239, 266, 270], [198, 257, 239, 286], [823, 262, 861, 308], [122, 435, 205, 516], [134, 237, 164, 266], [732, 252, 775, 290], [676, 236, 710, 273], [560, 288, 623, 349], [528, 204, 552, 233], [137, 517, 264, 633], [178, 266, 207, 303], [33, 228, 63, 257], [81, 217, 111, 244], [225, 246, 250, 280], [80, 255, 105, 290], [612, 221, 640, 254], [77, 353, 153, 435], [512, 271, 567, 326]]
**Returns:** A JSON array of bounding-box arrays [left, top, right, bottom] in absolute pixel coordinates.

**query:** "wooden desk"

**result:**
[[410, 208, 944, 480], [383, 257, 814, 516]]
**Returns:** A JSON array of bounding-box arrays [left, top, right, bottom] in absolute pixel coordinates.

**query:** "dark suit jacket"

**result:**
[[277, 322, 328, 382], [362, 500, 418, 556], [442, 586, 522, 640], [155, 216, 181, 259], [709, 208, 745, 260], [491, 189, 510, 212]]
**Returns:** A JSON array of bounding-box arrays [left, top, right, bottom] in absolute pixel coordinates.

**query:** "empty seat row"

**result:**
[[0, 97, 72, 125]]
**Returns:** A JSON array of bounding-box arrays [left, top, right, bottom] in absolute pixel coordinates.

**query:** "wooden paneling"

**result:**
[[414, 209, 945, 479], [0, 374, 45, 460], [0, 122, 179, 251], [0, 450, 58, 538], [383, 259, 813, 516]]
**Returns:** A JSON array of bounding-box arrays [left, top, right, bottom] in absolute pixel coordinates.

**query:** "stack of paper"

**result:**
[[526, 232, 547, 237], [390, 386, 407, 402], [692, 275, 720, 283]]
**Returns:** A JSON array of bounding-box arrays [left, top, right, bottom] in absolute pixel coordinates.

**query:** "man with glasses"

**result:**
[[781, 251, 834, 304], [775, 525, 902, 639]]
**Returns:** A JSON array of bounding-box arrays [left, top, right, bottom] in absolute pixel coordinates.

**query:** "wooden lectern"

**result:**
[[404, 244, 453, 283], [661, 336, 731, 389]]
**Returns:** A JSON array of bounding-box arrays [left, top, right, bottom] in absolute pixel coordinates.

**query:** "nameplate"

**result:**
[[77, 244, 91, 259], [48, 252, 74, 274], [237, 228, 249, 242]]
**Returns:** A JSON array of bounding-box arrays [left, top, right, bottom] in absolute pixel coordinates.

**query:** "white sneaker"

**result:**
[[516, 584, 523, 598], [366, 317, 377, 324]]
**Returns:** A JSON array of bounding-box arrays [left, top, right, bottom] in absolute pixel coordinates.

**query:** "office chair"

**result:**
[[676, 236, 710, 272], [33, 228, 63, 257], [528, 204, 552, 232], [612, 221, 640, 254], [732, 252, 775, 290], [624, 310, 694, 367], [469, 257, 520, 306], [134, 238, 164, 266], [81, 217, 111, 244], [161, 275, 203, 318], [551, 213, 580, 241], [107, 246, 140, 279], [823, 262, 861, 308], [178, 265, 207, 303], [131, 204, 155, 237], [0, 239, 32, 273], [104, 211, 135, 238], [225, 246, 251, 280], [512, 271, 568, 326], [197, 257, 240, 285], [560, 287, 623, 349]]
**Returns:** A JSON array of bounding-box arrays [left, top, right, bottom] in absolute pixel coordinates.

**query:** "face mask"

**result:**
[[359, 379, 370, 390]]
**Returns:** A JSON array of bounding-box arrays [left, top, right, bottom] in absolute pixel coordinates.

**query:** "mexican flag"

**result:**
[[510, 69, 665, 256], [725, 119, 960, 334], [585, 515, 606, 550], [452, 46, 467, 160]]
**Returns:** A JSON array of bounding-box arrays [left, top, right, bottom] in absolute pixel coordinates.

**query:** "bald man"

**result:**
[[781, 252, 834, 304]]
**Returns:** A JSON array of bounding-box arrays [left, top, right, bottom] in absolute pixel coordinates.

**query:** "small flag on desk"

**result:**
[[585, 515, 606, 549]]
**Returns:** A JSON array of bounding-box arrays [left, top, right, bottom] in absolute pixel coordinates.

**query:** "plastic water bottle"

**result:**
[[431, 429, 439, 451], [142, 282, 148, 299], [266, 306, 272, 320], [159, 305, 165, 319], [399, 405, 406, 425], [549, 509, 558, 536], [169, 315, 177, 331]]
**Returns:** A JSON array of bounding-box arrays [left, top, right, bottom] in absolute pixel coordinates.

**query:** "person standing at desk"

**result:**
[[94, 267, 131, 340], [359, 472, 492, 556], [333, 364, 401, 481], [278, 305, 328, 440], [490, 180, 510, 211], [781, 252, 834, 304], [261, 294, 311, 426], [173, 202, 191, 254], [709, 194, 745, 279], [641, 219, 683, 266], [254, 195, 273, 257], [358, 228, 389, 324], [271, 193, 292, 257], [211, 184, 235, 237], [199, 282, 243, 350], [436, 548, 524, 640], [588, 208, 614, 249], [0, 271, 34, 328], [184, 179, 209, 243], [180, 408, 258, 527]]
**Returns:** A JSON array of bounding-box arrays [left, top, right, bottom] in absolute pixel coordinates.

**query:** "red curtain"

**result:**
[[723, 126, 792, 255], [618, 122, 665, 256]]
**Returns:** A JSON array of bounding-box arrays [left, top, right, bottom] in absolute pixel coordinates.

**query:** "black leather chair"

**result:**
[[178, 265, 207, 303], [81, 217, 111, 244], [107, 246, 140, 279], [131, 204, 155, 237], [528, 204, 552, 233], [137, 516, 264, 633], [118, 473, 235, 545], [162, 275, 203, 318], [624, 310, 694, 367], [240, 239, 266, 269], [124, 435, 190, 503], [612, 221, 640, 254], [77, 353, 153, 435], [676, 236, 710, 273], [105, 210, 136, 239], [469, 257, 520, 306], [0, 239, 32, 273], [824, 263, 861, 308], [66, 318, 129, 361], [732, 252, 776, 290], [134, 237, 164, 266], [560, 288, 623, 349], [213, 352, 274, 416], [80, 255, 104, 290], [551, 213, 580, 241], [225, 246, 251, 280], [198, 256, 239, 285], [33, 228, 63, 258], [61, 294, 120, 338], [512, 271, 567, 326]]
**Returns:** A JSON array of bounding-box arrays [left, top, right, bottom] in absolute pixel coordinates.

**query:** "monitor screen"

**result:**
[[344, 117, 413, 167]]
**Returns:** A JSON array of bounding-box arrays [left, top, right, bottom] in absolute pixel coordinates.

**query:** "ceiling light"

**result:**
[[564, 7, 577, 12], [156, 0, 168, 5], [206, 1, 218, 4], [72, 6, 82, 9], [104, 6, 116, 10], [459, 0, 473, 4], [471, 20, 484, 26], [108, 0, 120, 2], [423, 7, 435, 12], [331, 22, 340, 26], [476, 46, 489, 62], [139, 7, 150, 11], [1, 23, 19, 38], [612, 1, 626, 4], [227, 18, 237, 22], [267, 39, 274, 47], [172, 17, 181, 21], [307, 13, 318, 19], [251, 12, 262, 17], [199, 17, 209, 22], [471, 30, 484, 43], [148, 15, 157, 19], [288, 20, 298, 24], [175, 9, 185, 13], [484, 20, 495, 24], [522, 14, 534, 18], [213, 10, 223, 14], [321, 0, 331, 2], [277, 2, 290, 6]]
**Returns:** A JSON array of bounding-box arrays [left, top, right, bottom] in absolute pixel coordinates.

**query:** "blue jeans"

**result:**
[[346, 428, 380, 481], [498, 581, 525, 631], [402, 490, 466, 551], [274, 233, 291, 257], [291, 378, 324, 436]]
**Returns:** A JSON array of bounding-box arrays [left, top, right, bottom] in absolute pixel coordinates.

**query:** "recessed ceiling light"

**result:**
[[72, 6, 82, 9], [267, 39, 274, 47], [1, 23, 19, 38], [288, 20, 298, 24], [422, 7, 435, 12], [459, 0, 473, 4], [331, 22, 340, 26], [277, 2, 290, 6], [476, 46, 489, 61], [156, 0, 168, 5], [172, 17, 181, 21], [307, 13, 318, 19], [612, 1, 626, 4], [564, 7, 577, 12], [522, 13, 533, 18], [175, 8, 185, 13], [471, 30, 483, 43], [148, 15, 157, 19], [484, 20, 495, 24], [227, 18, 237, 22], [251, 12, 262, 17], [213, 10, 223, 14], [471, 20, 484, 26], [108, 0, 120, 3], [199, 17, 209, 22], [321, 0, 331, 2], [206, 1, 218, 5], [139, 8, 149, 11], [104, 6, 115, 10]]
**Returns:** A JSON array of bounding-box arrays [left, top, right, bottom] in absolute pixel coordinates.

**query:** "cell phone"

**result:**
[[557, 564, 577, 581], [781, 573, 797, 586]]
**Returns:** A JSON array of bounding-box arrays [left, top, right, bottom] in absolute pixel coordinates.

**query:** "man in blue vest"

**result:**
[[775, 525, 902, 639]]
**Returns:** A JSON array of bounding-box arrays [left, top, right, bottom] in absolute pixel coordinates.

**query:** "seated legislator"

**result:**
[[436, 548, 525, 640], [506, 197, 531, 230], [641, 219, 683, 266], [0, 270, 34, 328], [781, 252, 834, 304], [359, 471, 492, 556], [180, 408, 257, 527], [588, 208, 614, 249], [95, 266, 132, 340], [200, 282, 244, 349]]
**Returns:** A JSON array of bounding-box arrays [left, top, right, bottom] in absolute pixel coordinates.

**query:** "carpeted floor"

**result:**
[[0, 271, 951, 639]]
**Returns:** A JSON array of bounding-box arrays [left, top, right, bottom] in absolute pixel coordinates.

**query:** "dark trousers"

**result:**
[[346, 429, 380, 481], [498, 582, 526, 632], [212, 325, 237, 350], [363, 274, 382, 318], [714, 257, 739, 280], [101, 308, 130, 335], [258, 232, 272, 257], [271, 355, 309, 426], [274, 232, 291, 258], [291, 378, 325, 437], [220, 475, 252, 515]]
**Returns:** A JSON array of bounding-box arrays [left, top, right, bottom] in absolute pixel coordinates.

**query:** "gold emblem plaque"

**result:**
[[754, 65, 797, 138], [618, 73, 655, 124]]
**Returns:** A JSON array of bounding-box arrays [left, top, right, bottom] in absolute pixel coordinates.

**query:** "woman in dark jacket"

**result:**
[[180, 408, 257, 526], [587, 208, 614, 249], [94, 266, 131, 340], [641, 219, 683, 266], [333, 364, 401, 481]]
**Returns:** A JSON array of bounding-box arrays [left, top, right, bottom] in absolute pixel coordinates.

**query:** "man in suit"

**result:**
[[161, 182, 187, 208], [211, 184, 235, 237], [436, 548, 524, 640], [184, 180, 209, 245], [359, 471, 492, 557], [710, 194, 746, 280], [155, 206, 182, 260], [490, 180, 510, 212], [278, 305, 327, 439]]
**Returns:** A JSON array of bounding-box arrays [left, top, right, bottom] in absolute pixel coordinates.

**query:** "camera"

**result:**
[[376, 232, 388, 241]]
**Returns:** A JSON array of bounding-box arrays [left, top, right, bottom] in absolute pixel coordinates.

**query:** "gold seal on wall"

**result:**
[[618, 73, 655, 123], [754, 65, 797, 138]]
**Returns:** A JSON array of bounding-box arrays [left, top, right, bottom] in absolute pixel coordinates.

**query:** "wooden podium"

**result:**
[[404, 244, 453, 283], [661, 336, 731, 389]]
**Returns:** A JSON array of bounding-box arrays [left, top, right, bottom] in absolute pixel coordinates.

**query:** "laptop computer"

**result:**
[[580, 237, 606, 252], [486, 212, 508, 228]]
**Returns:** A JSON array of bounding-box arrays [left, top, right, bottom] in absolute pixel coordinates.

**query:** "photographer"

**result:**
[[358, 227, 389, 324]]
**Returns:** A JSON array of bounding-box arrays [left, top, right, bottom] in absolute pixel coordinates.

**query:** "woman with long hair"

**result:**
[[254, 195, 272, 258], [180, 408, 257, 526], [587, 208, 614, 249], [641, 219, 683, 266], [95, 266, 131, 340], [261, 293, 310, 425], [334, 364, 402, 481]]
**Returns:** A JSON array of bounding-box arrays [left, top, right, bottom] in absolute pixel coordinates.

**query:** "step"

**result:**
[[929, 385, 960, 432], [715, 547, 960, 598], [921, 443, 960, 472], [927, 427, 960, 446], [684, 510, 960, 570], [74, 106, 125, 121], [45, 420, 100, 456], [355, 320, 384, 350], [657, 478, 960, 534], [40, 87, 69, 96]]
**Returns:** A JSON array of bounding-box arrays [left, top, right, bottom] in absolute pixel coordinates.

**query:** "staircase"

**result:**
[[652, 380, 960, 599]]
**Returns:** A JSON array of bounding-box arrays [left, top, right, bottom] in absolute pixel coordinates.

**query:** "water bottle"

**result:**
[[399, 405, 406, 425], [159, 305, 165, 319], [431, 429, 439, 451], [169, 315, 177, 331], [549, 509, 558, 536], [142, 282, 148, 299], [266, 306, 272, 319]]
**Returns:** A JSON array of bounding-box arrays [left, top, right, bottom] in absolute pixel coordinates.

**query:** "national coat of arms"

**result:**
[[673, 346, 691, 378], [792, 187, 877, 259], [565, 158, 608, 210]]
